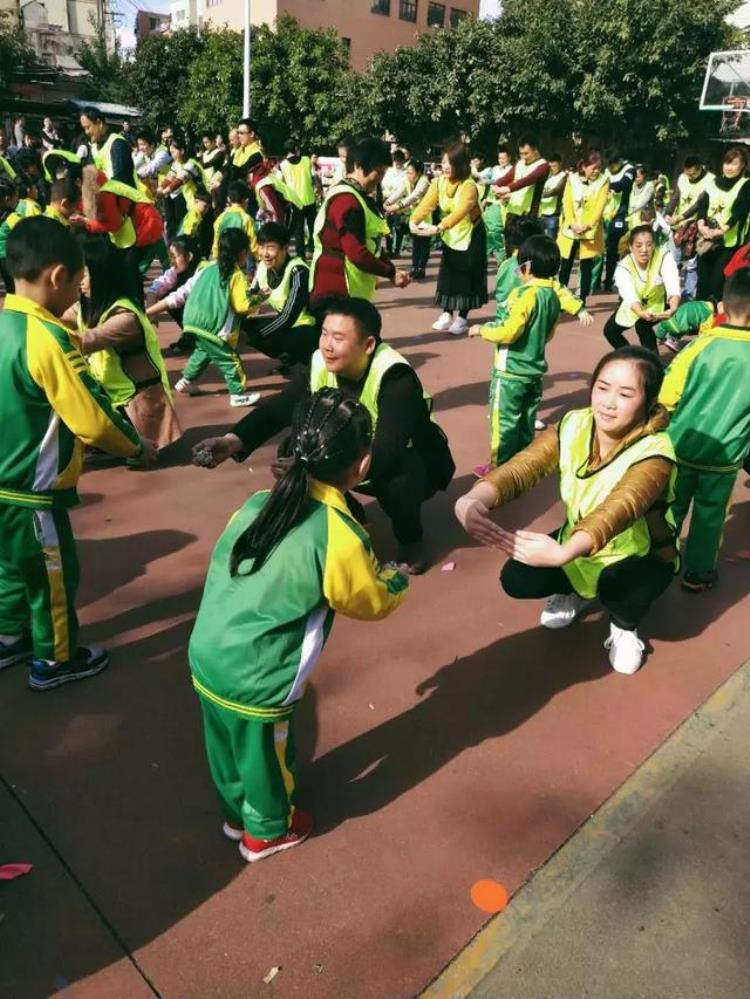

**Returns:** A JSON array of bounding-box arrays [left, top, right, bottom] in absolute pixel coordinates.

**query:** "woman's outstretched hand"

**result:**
[[496, 529, 567, 567], [454, 497, 506, 548]]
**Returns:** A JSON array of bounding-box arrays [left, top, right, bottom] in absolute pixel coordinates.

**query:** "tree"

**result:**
[[180, 28, 244, 137], [119, 28, 207, 132], [0, 12, 36, 94], [78, 32, 127, 103]]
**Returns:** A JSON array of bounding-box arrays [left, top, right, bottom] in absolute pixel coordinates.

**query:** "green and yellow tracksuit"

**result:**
[[211, 204, 259, 260], [655, 300, 715, 344], [0, 199, 41, 262], [660, 323, 750, 573], [182, 261, 250, 394], [493, 252, 584, 324], [0, 295, 141, 662], [478, 278, 561, 465], [189, 480, 407, 838]]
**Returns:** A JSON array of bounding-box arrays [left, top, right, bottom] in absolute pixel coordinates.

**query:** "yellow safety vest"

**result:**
[[256, 173, 303, 210], [85, 298, 172, 408], [42, 149, 81, 183], [674, 170, 712, 220], [100, 179, 154, 249], [506, 157, 547, 216], [256, 258, 316, 328], [705, 175, 749, 248], [0, 154, 16, 180], [91, 132, 131, 180], [232, 141, 263, 169], [310, 182, 390, 302], [43, 205, 70, 227], [539, 172, 566, 217], [438, 176, 477, 251], [561, 173, 608, 240], [558, 408, 677, 599], [615, 246, 670, 327], [279, 157, 315, 207], [627, 182, 654, 227]]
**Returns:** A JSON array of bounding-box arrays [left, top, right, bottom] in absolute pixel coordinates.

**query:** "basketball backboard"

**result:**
[[700, 49, 750, 113]]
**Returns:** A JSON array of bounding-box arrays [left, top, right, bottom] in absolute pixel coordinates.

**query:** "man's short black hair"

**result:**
[[257, 221, 291, 246], [518, 134, 540, 150], [722, 267, 750, 316], [517, 234, 561, 279], [349, 136, 391, 175], [7, 216, 83, 280], [683, 154, 703, 170], [548, 152, 563, 163], [322, 296, 382, 341], [505, 213, 543, 250], [228, 180, 250, 204], [136, 128, 156, 146], [607, 151, 624, 166], [80, 106, 104, 123], [284, 138, 300, 155], [49, 175, 78, 204]]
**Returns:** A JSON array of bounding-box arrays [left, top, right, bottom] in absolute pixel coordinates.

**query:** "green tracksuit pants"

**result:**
[[483, 203, 506, 265], [672, 464, 737, 574], [489, 371, 543, 466], [182, 333, 247, 395], [0, 504, 79, 663], [199, 696, 298, 840]]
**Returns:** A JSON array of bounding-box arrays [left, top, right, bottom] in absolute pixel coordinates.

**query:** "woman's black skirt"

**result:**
[[435, 221, 488, 313]]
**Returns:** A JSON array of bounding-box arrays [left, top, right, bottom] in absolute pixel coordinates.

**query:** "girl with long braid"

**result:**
[[189, 389, 408, 863]]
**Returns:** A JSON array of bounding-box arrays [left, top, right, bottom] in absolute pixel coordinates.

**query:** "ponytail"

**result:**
[[217, 227, 249, 285], [230, 388, 372, 575]]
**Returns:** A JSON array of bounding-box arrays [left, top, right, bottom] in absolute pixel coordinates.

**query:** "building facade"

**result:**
[[6, 0, 116, 71], [169, 0, 479, 71], [134, 7, 170, 44]]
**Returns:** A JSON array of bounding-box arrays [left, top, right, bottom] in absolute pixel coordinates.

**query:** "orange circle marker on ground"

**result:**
[[470, 879, 509, 914]]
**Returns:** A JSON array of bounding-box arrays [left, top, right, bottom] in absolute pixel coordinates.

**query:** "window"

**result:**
[[370, 0, 391, 15], [427, 2, 445, 27], [341, 37, 351, 58], [450, 8, 468, 26], [399, 0, 417, 22]]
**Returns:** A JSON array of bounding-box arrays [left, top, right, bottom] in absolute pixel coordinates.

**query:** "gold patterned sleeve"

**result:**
[[573, 457, 674, 555], [481, 427, 560, 507]]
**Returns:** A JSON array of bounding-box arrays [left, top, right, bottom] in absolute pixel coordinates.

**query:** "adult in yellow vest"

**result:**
[[557, 151, 610, 306], [627, 164, 655, 228], [603, 225, 681, 352], [538, 152, 567, 241], [158, 135, 204, 241], [663, 154, 713, 301], [69, 235, 181, 454], [695, 145, 750, 301], [192, 298, 455, 574], [79, 106, 136, 187], [494, 135, 550, 251], [455, 346, 679, 675], [243, 221, 318, 367], [411, 141, 488, 336], [309, 136, 410, 309], [279, 140, 318, 260]]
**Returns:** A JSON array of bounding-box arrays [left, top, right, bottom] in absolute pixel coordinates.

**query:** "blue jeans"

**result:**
[[541, 215, 559, 240]]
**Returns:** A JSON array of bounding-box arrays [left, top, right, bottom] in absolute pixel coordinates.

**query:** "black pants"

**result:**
[[386, 218, 408, 258], [603, 312, 658, 352], [359, 449, 438, 545], [245, 322, 319, 367], [500, 552, 674, 630], [289, 203, 317, 259], [696, 245, 735, 301], [559, 244, 594, 301], [604, 218, 628, 288], [411, 234, 431, 274], [164, 194, 187, 243]]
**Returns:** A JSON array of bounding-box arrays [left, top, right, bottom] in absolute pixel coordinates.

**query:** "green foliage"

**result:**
[[180, 29, 243, 137], [119, 28, 206, 133], [78, 32, 127, 103], [0, 12, 36, 93]]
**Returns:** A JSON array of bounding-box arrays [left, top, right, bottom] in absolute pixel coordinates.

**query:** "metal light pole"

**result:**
[[243, 0, 251, 117]]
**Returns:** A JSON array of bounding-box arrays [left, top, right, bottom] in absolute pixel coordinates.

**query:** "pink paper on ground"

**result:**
[[0, 863, 33, 880]]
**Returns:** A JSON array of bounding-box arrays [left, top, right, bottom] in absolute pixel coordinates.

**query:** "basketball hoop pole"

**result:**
[[243, 0, 251, 118]]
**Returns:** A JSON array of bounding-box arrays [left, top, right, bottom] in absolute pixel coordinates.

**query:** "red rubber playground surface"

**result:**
[[2, 266, 749, 998]]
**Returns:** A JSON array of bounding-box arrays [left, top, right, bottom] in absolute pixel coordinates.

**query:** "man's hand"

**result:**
[[393, 270, 411, 288], [454, 497, 506, 549], [578, 309, 594, 327], [192, 433, 242, 468]]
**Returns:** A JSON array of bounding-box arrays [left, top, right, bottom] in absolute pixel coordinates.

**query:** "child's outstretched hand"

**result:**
[[578, 309, 594, 327]]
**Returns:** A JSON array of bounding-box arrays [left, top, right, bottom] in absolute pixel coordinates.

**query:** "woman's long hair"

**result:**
[[80, 234, 144, 327], [229, 389, 372, 576], [217, 227, 249, 284]]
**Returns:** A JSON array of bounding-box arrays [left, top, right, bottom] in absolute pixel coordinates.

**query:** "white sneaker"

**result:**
[[534, 418, 546, 430], [448, 316, 469, 336], [175, 377, 200, 396], [230, 391, 261, 407], [540, 592, 591, 630], [432, 311, 453, 331], [604, 622, 645, 675]]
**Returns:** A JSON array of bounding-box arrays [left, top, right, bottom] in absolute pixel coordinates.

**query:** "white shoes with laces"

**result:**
[[540, 593, 591, 630], [432, 311, 453, 331], [448, 316, 469, 336], [604, 623, 645, 674]]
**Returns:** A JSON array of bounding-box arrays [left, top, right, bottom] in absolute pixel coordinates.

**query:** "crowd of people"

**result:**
[[1, 107, 749, 864]]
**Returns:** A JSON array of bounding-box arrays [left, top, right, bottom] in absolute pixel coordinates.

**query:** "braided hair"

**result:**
[[229, 388, 372, 576]]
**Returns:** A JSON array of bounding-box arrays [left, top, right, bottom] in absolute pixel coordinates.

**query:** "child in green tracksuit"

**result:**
[[174, 228, 258, 407], [189, 389, 407, 863], [472, 234, 589, 471], [655, 299, 716, 352], [659, 269, 750, 591]]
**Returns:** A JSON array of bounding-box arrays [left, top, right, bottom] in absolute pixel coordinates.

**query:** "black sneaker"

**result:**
[[0, 634, 32, 671], [28, 645, 109, 691], [681, 570, 718, 593], [397, 540, 429, 575]]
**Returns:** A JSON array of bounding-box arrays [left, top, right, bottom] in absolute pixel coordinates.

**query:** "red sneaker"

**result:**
[[239, 811, 313, 863], [222, 821, 244, 841]]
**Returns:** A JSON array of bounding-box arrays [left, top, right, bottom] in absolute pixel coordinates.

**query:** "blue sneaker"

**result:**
[[28, 645, 109, 691], [0, 634, 32, 670]]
